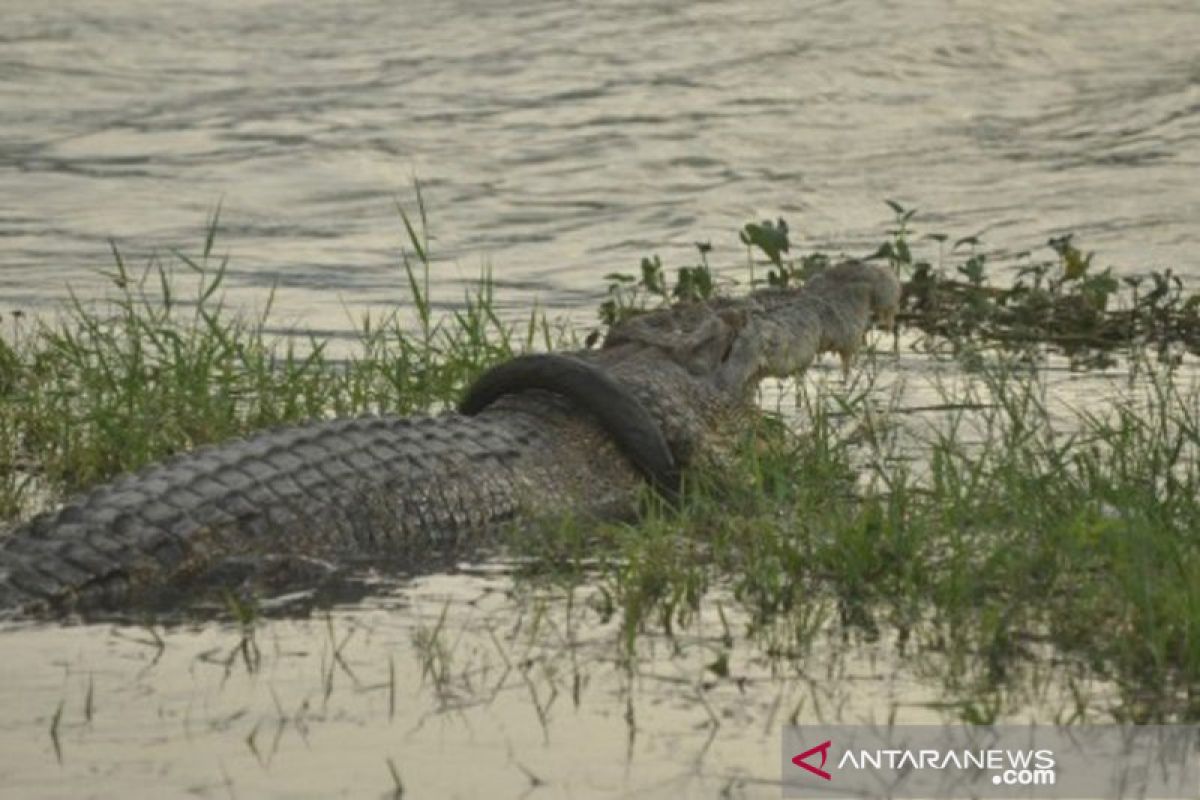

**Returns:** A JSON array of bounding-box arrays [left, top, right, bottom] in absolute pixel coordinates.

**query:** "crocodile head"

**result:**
[[603, 261, 899, 398]]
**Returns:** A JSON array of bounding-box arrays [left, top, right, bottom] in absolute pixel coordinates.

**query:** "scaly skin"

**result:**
[[0, 261, 897, 618]]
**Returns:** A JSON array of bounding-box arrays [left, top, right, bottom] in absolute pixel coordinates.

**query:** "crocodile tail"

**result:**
[[0, 414, 533, 617]]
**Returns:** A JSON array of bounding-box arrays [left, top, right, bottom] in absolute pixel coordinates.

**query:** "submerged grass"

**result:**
[[2, 203, 1199, 724]]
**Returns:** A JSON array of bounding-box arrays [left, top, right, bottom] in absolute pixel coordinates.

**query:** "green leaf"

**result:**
[[1063, 248, 1092, 281], [739, 219, 790, 267], [865, 243, 894, 261], [957, 254, 988, 285], [640, 255, 665, 295]]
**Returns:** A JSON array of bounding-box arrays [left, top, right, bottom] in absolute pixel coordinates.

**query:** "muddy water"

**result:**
[[3, 0, 1199, 330], [0, 569, 1103, 799]]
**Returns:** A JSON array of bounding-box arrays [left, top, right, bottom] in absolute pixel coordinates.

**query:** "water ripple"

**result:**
[[1, 0, 1198, 326]]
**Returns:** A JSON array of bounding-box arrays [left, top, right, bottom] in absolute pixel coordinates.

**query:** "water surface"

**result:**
[[3, 0, 1198, 328], [0, 569, 1107, 799], [1, 3, 1194, 795]]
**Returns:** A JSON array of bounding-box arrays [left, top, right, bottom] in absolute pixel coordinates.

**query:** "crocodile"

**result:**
[[0, 261, 900, 619]]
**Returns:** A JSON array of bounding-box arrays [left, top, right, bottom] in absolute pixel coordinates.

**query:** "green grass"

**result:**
[[0, 199, 566, 518], [3, 201, 1200, 724], [510, 356, 1200, 722]]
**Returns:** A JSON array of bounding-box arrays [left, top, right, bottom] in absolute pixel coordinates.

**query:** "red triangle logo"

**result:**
[[792, 739, 833, 781]]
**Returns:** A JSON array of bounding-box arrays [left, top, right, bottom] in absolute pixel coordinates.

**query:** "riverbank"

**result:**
[[2, 208, 1198, 740]]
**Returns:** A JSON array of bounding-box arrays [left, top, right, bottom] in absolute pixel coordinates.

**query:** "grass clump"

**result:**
[[513, 355, 1200, 722], [0, 200, 560, 520]]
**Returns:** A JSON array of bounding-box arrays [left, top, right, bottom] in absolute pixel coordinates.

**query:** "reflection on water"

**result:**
[[0, 568, 1110, 799], [2, 0, 1199, 330]]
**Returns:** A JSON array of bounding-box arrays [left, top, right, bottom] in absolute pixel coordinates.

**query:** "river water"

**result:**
[[0, 2, 1195, 796], [3, 0, 1199, 328]]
